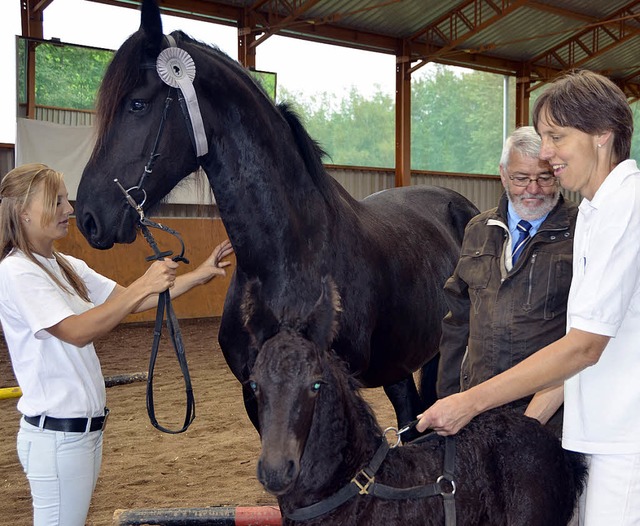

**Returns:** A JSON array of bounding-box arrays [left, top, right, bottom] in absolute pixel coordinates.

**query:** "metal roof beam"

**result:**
[[529, 1, 640, 76], [526, 1, 600, 24], [247, 0, 323, 47], [405, 0, 530, 75]]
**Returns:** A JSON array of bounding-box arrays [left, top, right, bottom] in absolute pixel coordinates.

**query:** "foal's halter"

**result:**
[[113, 34, 209, 434], [285, 431, 457, 525]]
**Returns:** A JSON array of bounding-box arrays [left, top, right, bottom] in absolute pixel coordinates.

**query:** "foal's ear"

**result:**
[[303, 276, 342, 351], [241, 278, 280, 349], [140, 0, 164, 53]]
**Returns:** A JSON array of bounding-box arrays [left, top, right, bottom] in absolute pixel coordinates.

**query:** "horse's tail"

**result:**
[[447, 198, 480, 246]]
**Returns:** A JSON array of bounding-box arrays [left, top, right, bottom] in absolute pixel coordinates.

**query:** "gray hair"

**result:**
[[499, 126, 541, 171]]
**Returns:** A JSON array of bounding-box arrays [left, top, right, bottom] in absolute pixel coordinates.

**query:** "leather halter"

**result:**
[[285, 432, 457, 525]]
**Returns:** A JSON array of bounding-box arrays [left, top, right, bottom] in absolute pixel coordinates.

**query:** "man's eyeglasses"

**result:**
[[509, 174, 556, 187]]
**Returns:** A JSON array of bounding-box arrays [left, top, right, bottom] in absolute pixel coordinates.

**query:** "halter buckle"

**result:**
[[351, 469, 375, 495]]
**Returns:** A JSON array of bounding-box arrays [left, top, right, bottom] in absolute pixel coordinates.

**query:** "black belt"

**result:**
[[24, 408, 109, 433]]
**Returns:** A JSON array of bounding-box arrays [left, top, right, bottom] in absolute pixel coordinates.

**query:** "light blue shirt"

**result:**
[[506, 201, 548, 240]]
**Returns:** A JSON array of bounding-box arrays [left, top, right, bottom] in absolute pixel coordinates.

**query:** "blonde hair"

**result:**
[[0, 163, 90, 302]]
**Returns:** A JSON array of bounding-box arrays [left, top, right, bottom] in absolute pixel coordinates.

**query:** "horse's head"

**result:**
[[75, 0, 209, 248], [242, 276, 343, 496]]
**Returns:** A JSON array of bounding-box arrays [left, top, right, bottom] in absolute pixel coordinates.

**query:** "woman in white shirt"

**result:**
[[0, 163, 233, 526], [417, 70, 640, 526]]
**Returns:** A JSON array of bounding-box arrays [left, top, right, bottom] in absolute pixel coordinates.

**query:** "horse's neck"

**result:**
[[202, 123, 336, 270]]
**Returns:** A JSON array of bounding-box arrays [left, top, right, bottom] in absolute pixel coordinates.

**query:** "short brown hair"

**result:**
[[532, 70, 633, 163]]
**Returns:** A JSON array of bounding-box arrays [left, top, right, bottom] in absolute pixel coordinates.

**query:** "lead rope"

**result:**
[[115, 180, 195, 434]]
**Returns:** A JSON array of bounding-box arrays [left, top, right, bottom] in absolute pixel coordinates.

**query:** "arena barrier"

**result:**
[[0, 373, 147, 401], [0, 386, 22, 400], [113, 505, 282, 525], [104, 372, 148, 388]]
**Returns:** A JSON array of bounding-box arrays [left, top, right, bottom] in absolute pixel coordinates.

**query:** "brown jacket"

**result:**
[[436, 193, 578, 434]]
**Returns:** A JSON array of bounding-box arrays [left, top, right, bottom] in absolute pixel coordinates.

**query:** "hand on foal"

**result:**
[[416, 392, 477, 436]]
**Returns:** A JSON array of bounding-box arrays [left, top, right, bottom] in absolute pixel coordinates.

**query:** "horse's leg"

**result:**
[[218, 277, 261, 432], [419, 353, 440, 410], [242, 383, 260, 432], [383, 376, 423, 442]]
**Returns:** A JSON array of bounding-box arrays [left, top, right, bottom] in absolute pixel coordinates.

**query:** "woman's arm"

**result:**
[[47, 240, 234, 347], [46, 258, 178, 347], [132, 238, 234, 313], [416, 328, 609, 435], [524, 384, 564, 425]]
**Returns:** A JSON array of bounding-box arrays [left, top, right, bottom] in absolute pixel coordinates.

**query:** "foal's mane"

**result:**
[[93, 30, 337, 207], [325, 349, 383, 448]]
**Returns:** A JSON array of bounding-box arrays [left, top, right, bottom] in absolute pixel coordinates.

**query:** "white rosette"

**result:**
[[156, 46, 208, 157], [156, 47, 196, 87]]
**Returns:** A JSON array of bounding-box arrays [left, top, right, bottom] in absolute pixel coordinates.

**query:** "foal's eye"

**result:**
[[248, 380, 258, 393], [130, 99, 147, 113], [311, 381, 322, 393]]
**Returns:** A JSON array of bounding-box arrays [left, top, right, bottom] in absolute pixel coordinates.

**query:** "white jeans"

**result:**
[[17, 417, 103, 526], [578, 453, 640, 526]]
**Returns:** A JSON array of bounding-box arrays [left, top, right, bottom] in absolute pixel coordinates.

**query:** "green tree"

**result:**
[[281, 86, 395, 167], [412, 65, 503, 174]]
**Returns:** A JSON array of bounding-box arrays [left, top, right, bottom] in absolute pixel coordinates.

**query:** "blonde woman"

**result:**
[[0, 163, 233, 525]]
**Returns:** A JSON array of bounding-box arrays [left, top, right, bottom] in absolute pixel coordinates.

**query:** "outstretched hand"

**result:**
[[198, 239, 234, 281], [416, 392, 477, 436]]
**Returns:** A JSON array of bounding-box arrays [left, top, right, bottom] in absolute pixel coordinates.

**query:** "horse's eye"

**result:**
[[248, 380, 258, 393], [311, 381, 322, 393], [130, 99, 147, 113]]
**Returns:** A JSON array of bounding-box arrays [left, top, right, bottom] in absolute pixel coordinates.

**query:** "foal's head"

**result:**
[[242, 276, 343, 495]]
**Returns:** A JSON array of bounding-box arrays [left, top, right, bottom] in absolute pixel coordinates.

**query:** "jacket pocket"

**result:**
[[458, 244, 498, 314], [543, 253, 573, 320]]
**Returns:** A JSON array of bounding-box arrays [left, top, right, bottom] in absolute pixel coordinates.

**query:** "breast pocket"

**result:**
[[457, 244, 499, 314]]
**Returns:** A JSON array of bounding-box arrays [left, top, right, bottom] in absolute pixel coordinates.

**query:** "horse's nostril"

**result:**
[[285, 460, 297, 481]]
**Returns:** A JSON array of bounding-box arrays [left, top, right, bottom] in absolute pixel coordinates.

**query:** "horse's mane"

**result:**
[[276, 103, 336, 203], [92, 30, 148, 157]]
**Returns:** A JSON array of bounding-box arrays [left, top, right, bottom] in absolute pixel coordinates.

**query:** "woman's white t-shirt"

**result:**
[[0, 250, 116, 419]]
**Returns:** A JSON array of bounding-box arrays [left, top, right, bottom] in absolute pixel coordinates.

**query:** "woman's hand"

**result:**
[[416, 392, 477, 436], [196, 239, 234, 282], [141, 258, 179, 293]]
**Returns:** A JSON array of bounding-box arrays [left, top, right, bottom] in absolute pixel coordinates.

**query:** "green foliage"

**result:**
[[411, 66, 504, 174], [282, 87, 395, 167], [250, 70, 277, 101], [26, 40, 112, 110], [631, 103, 640, 160]]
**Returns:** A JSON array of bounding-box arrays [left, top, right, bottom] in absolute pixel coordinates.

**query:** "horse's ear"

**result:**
[[302, 276, 341, 351], [241, 278, 280, 349], [140, 0, 164, 54]]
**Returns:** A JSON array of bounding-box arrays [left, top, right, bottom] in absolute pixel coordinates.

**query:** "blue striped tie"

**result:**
[[512, 220, 532, 264]]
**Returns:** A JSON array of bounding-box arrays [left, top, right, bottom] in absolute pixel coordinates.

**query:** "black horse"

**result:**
[[74, 0, 479, 431], [243, 277, 586, 526]]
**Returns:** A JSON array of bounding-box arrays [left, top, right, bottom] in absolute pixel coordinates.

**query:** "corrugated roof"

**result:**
[[94, 0, 640, 100]]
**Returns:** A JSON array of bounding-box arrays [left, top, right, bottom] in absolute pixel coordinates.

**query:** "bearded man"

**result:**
[[435, 126, 578, 437]]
